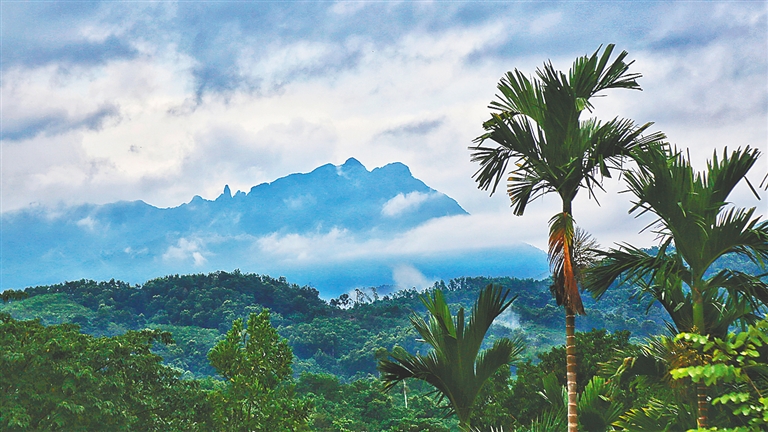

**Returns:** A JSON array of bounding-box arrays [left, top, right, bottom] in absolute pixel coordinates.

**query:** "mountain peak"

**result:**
[[216, 185, 232, 201], [372, 162, 412, 177], [342, 157, 365, 169], [1, 158, 476, 292], [334, 157, 368, 178], [338, 157, 367, 174]]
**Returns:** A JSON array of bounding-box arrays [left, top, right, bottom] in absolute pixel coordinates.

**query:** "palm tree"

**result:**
[[377, 284, 525, 430], [469, 44, 664, 432], [586, 145, 768, 428]]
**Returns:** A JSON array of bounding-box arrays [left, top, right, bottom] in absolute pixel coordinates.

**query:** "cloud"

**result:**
[[382, 191, 435, 217], [1, 4, 139, 70], [3, 104, 121, 141], [76, 216, 98, 231], [162, 238, 208, 266], [379, 118, 444, 137], [494, 309, 521, 330], [255, 228, 352, 264], [1, 1, 765, 254], [392, 264, 434, 290], [252, 212, 546, 266], [24, 35, 137, 69], [124, 246, 148, 257], [177, 118, 338, 200]]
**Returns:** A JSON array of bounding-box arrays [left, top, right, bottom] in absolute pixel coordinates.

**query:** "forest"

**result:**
[[1, 260, 765, 431], [2, 44, 768, 431]]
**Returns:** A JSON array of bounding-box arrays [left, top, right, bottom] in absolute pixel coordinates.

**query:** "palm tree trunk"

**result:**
[[691, 285, 705, 335], [691, 279, 708, 428], [697, 382, 708, 428], [560, 199, 579, 432], [566, 307, 578, 432]]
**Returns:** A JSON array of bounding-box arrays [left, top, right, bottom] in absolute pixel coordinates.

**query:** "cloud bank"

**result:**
[[1, 1, 765, 264]]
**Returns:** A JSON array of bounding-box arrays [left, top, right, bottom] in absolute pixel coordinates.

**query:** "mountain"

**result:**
[[1, 158, 548, 296]]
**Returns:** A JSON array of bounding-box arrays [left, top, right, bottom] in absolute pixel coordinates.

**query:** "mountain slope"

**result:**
[[1, 158, 546, 295]]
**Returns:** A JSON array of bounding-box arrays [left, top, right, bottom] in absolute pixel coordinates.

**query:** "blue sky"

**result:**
[[2, 1, 767, 262]]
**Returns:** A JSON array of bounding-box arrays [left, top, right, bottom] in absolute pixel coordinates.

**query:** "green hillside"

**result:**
[[2, 251, 764, 431], [1, 271, 668, 379]]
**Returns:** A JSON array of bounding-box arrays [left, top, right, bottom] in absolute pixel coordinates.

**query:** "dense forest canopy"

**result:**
[[3, 270, 671, 379], [2, 247, 766, 431]]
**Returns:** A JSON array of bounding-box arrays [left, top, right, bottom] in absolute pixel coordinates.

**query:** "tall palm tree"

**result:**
[[586, 145, 768, 428], [469, 44, 664, 432], [377, 284, 525, 430]]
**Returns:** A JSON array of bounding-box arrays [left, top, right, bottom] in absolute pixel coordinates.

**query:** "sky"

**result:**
[[2, 1, 767, 258]]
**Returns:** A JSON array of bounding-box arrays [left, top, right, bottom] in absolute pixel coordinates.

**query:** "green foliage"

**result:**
[[0, 293, 97, 327], [605, 326, 768, 431], [468, 367, 516, 429], [470, 44, 665, 432], [150, 324, 222, 377], [1, 289, 28, 303], [3, 273, 675, 379], [296, 373, 456, 431], [670, 319, 768, 431], [586, 145, 768, 429], [520, 374, 623, 432], [469, 43, 662, 216], [510, 329, 632, 425], [3, 268, 764, 430], [208, 310, 311, 431], [23, 272, 331, 332], [378, 284, 525, 429], [588, 145, 768, 338], [0, 313, 212, 431], [613, 397, 696, 432]]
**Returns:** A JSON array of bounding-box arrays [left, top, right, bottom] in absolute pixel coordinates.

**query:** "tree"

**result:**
[[670, 318, 768, 431], [587, 145, 768, 428], [469, 43, 664, 431], [1, 290, 27, 303], [507, 329, 633, 430], [377, 284, 525, 430], [208, 310, 311, 431], [0, 313, 211, 431]]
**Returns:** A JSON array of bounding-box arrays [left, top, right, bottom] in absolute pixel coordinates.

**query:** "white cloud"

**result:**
[[124, 246, 148, 256], [251, 212, 546, 268], [162, 238, 208, 266], [392, 263, 434, 291], [1, 2, 765, 253], [76, 216, 98, 231], [382, 191, 434, 217], [528, 11, 562, 35], [255, 228, 352, 264], [494, 309, 521, 330]]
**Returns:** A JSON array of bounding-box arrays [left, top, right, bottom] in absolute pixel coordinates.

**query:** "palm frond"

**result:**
[[489, 69, 545, 124], [569, 44, 643, 99], [706, 207, 768, 268], [464, 285, 517, 360], [624, 145, 765, 280], [706, 146, 761, 207], [470, 44, 662, 219], [613, 397, 696, 431], [378, 284, 525, 428], [474, 337, 525, 388], [578, 376, 624, 430], [520, 409, 567, 432]]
